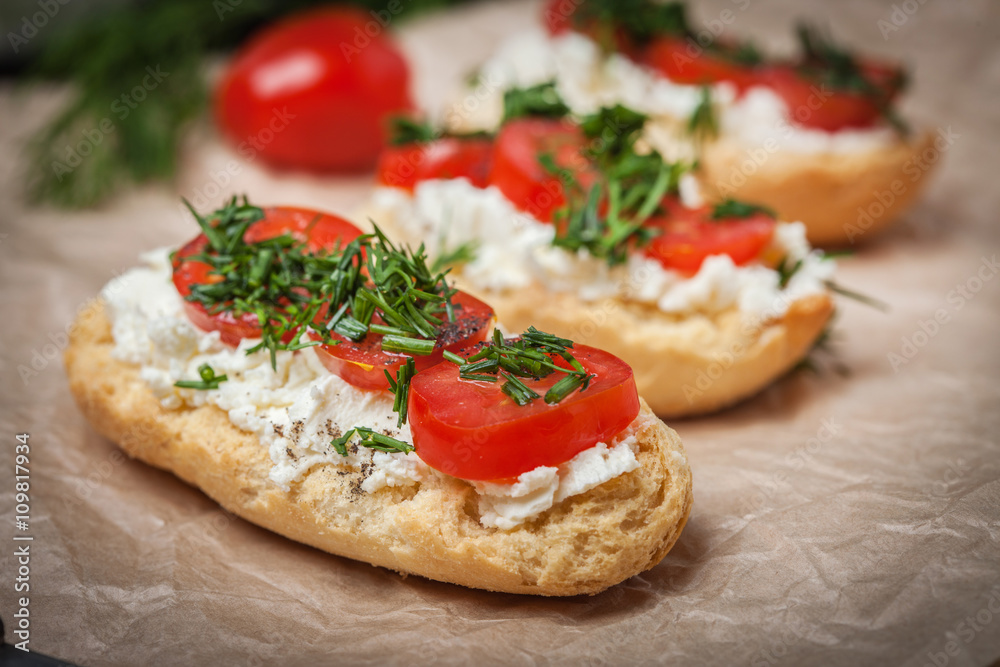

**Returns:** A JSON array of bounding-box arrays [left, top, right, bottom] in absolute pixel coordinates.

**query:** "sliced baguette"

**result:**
[[64, 303, 693, 596]]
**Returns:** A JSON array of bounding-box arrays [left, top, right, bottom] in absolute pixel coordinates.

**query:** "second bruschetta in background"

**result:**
[[362, 95, 837, 417], [445, 0, 937, 246]]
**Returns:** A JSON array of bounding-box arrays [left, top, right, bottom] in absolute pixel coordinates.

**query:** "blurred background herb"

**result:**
[[0, 0, 474, 208]]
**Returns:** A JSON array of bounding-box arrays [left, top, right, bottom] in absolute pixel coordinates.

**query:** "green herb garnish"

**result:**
[[331, 427, 415, 457], [430, 241, 478, 272], [178, 199, 460, 370], [25, 0, 481, 209], [711, 199, 776, 220], [559, 0, 688, 47], [174, 363, 228, 390], [777, 256, 805, 289], [687, 86, 719, 145], [387, 115, 493, 147], [778, 253, 889, 312], [501, 81, 571, 124], [445, 328, 595, 406], [388, 117, 439, 146], [795, 23, 909, 135], [824, 281, 889, 312], [179, 196, 350, 368], [542, 102, 685, 265], [560, 0, 759, 61]]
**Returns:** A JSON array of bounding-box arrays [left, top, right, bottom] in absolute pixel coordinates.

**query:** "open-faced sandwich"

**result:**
[[364, 90, 836, 417], [445, 0, 937, 246], [65, 197, 692, 596]]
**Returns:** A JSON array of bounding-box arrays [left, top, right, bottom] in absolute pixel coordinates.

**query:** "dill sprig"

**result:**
[[430, 241, 478, 272], [178, 196, 350, 368], [388, 117, 439, 146], [687, 87, 719, 145], [777, 253, 889, 312], [326, 225, 458, 357], [544, 103, 686, 265], [824, 281, 890, 312], [444, 328, 595, 406], [562, 0, 760, 62], [501, 81, 571, 124], [331, 427, 414, 457], [562, 0, 688, 47], [387, 115, 493, 146], [174, 363, 228, 390], [24, 0, 479, 209], [177, 197, 460, 369], [794, 23, 909, 135], [711, 199, 776, 220]]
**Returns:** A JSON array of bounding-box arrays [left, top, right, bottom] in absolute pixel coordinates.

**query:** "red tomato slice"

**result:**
[[489, 117, 593, 223], [759, 64, 892, 131], [312, 291, 495, 391], [409, 342, 640, 481], [542, 0, 577, 35], [644, 200, 776, 273], [375, 137, 493, 191], [214, 7, 413, 172], [642, 37, 758, 93], [172, 207, 363, 346]]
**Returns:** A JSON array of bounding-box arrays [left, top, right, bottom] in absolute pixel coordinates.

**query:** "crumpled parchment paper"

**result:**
[[1, 1, 998, 665]]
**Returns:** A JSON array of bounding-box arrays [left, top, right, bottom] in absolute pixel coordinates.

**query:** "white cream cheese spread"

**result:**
[[103, 248, 641, 528]]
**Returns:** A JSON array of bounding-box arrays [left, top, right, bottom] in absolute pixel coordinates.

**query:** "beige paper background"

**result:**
[[1, 1, 999, 665]]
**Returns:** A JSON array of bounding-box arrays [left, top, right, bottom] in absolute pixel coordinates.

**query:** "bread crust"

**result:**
[[64, 303, 693, 596], [698, 130, 938, 247], [444, 280, 833, 418]]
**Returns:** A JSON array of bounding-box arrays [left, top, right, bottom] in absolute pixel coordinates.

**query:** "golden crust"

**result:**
[[448, 280, 833, 418], [698, 130, 938, 247], [64, 303, 693, 596]]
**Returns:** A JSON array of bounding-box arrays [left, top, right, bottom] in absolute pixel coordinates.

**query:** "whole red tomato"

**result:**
[[215, 7, 414, 172]]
